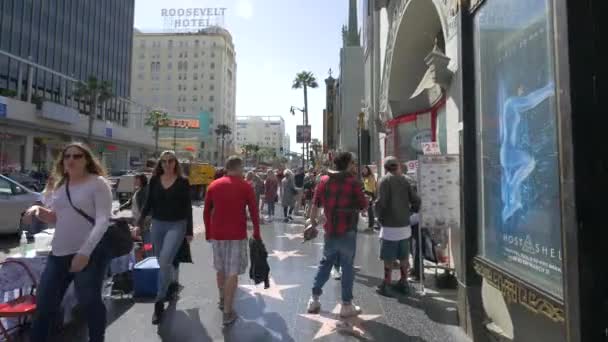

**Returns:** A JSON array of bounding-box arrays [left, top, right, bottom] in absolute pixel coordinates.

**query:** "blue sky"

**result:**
[[134, 0, 349, 152]]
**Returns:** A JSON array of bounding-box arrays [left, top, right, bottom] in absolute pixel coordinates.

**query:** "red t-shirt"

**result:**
[[204, 175, 260, 240]]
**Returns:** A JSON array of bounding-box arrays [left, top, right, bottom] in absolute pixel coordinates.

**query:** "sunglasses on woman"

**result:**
[[63, 153, 84, 160], [161, 158, 176, 164]]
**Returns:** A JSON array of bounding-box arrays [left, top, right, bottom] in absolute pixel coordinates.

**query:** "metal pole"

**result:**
[[418, 223, 425, 294], [173, 124, 177, 151]]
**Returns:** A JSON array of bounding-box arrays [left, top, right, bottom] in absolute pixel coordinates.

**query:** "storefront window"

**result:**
[[474, 0, 563, 297]]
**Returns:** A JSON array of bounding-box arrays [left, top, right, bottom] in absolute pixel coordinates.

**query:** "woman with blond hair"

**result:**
[[24, 142, 113, 342], [137, 150, 193, 325]]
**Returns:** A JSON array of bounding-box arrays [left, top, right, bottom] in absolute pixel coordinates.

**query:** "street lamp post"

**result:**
[[358, 111, 365, 180], [290, 106, 307, 168]]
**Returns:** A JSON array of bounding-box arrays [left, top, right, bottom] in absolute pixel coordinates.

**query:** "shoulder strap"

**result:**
[[65, 179, 96, 225]]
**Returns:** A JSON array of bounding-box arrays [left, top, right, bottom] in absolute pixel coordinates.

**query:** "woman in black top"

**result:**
[[138, 151, 193, 325]]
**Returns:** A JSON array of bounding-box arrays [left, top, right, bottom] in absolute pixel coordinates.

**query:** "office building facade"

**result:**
[[0, 0, 135, 124], [0, 0, 154, 172], [131, 27, 237, 163]]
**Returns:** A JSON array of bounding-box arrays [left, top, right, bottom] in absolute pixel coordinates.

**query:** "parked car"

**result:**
[[4, 172, 43, 192], [0, 174, 41, 235]]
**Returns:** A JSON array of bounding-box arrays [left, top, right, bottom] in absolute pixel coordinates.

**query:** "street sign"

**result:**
[[296, 125, 311, 143], [421, 141, 441, 155]]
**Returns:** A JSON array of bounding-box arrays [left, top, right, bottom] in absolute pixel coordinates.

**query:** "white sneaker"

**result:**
[[339, 303, 362, 318], [307, 296, 321, 314], [331, 268, 342, 280]]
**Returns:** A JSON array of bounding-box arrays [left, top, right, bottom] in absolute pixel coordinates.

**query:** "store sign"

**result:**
[[164, 119, 200, 129], [40, 101, 79, 124], [0, 96, 7, 118], [405, 160, 419, 174], [411, 129, 433, 152], [161, 7, 226, 29], [475, 0, 563, 297], [421, 142, 441, 155]]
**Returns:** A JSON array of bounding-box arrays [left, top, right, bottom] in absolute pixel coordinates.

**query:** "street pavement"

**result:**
[[5, 205, 470, 341]]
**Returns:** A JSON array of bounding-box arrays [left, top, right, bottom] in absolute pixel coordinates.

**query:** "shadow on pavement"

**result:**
[[363, 320, 428, 342], [226, 292, 295, 342], [157, 302, 214, 342]]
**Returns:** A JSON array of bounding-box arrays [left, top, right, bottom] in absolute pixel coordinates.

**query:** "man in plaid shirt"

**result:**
[[307, 152, 367, 317]]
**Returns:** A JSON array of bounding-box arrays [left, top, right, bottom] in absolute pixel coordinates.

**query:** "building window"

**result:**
[[210, 107, 214, 112], [183, 61, 188, 70], [167, 62, 172, 69], [168, 40, 173, 47], [167, 75, 172, 80], [211, 52, 215, 58], [210, 85, 215, 91], [193, 74, 198, 80], [138, 73, 145, 80], [209, 96, 214, 102], [193, 95, 198, 101], [194, 52, 198, 58], [195, 39, 199, 46], [210, 62, 215, 69], [210, 74, 215, 80], [194, 63, 198, 69], [179, 52, 183, 58], [194, 85, 198, 91], [179, 41, 184, 47], [139, 53, 145, 59], [140, 40, 146, 48]]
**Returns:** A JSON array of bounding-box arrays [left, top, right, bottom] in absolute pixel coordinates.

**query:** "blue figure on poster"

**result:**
[[499, 81, 555, 225]]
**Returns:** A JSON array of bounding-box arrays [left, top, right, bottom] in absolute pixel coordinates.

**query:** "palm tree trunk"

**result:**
[[154, 126, 159, 157], [87, 97, 97, 146], [303, 85, 309, 168]]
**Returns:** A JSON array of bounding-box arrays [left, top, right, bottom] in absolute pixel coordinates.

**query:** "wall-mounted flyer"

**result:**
[[417, 154, 461, 230]]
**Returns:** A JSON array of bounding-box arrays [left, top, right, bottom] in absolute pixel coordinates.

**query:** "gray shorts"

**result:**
[[380, 238, 410, 261], [211, 239, 248, 275]]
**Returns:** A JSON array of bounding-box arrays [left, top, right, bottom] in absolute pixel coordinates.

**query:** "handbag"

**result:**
[[65, 180, 133, 258]]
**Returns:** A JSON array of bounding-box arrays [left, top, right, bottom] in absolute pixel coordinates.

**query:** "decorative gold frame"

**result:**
[[473, 258, 565, 323]]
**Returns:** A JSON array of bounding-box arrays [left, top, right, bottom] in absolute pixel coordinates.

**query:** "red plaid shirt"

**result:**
[[313, 173, 368, 236]]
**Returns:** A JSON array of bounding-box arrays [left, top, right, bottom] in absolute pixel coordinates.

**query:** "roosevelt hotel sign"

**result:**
[[161, 7, 227, 31]]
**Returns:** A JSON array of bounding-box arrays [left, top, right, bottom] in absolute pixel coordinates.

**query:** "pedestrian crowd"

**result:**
[[20, 141, 422, 341]]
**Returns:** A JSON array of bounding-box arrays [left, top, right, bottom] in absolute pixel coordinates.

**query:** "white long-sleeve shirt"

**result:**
[[50, 175, 112, 256]]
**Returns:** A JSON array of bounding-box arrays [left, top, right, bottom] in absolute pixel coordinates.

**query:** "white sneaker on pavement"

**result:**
[[331, 268, 342, 280], [307, 296, 321, 314], [339, 303, 362, 318]]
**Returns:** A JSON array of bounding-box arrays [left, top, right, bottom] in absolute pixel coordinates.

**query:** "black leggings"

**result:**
[[283, 206, 294, 218]]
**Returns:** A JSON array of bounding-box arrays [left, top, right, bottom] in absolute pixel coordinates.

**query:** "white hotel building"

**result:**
[[131, 27, 236, 163], [235, 116, 289, 157]]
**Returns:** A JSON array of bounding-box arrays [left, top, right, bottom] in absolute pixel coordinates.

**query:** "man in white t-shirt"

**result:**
[[374, 156, 421, 296]]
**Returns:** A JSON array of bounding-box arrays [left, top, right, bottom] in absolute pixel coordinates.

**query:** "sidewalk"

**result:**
[[34, 214, 471, 342]]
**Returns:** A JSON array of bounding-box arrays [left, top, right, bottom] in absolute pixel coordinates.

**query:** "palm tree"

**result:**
[[242, 143, 259, 166], [145, 110, 170, 157], [292, 71, 318, 167], [214, 124, 232, 165], [74, 76, 113, 145]]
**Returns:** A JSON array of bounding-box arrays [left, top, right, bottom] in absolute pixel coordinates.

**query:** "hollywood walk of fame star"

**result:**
[[300, 304, 381, 339], [239, 277, 300, 301], [269, 250, 305, 261], [277, 233, 303, 240]]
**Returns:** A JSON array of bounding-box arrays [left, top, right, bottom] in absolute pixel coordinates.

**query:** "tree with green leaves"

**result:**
[[214, 124, 232, 165], [74, 76, 113, 145], [292, 71, 318, 167], [145, 109, 170, 157]]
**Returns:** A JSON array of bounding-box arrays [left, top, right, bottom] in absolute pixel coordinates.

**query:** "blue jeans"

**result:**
[[312, 230, 357, 303], [266, 200, 275, 216], [30, 240, 110, 342], [151, 219, 186, 302]]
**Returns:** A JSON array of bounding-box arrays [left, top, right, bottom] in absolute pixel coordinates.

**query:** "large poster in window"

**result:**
[[474, 0, 563, 297]]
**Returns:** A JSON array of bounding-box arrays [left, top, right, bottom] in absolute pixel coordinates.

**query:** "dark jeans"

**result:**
[[266, 200, 276, 216], [30, 241, 110, 342], [365, 192, 376, 228], [312, 230, 357, 303]]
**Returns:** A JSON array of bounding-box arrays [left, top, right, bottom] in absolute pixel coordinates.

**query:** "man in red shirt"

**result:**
[[204, 156, 261, 326], [307, 152, 367, 317]]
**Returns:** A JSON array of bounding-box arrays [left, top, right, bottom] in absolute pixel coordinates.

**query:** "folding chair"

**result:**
[[0, 260, 38, 342]]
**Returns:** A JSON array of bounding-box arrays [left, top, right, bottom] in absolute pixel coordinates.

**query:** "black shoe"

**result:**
[[152, 301, 164, 325], [165, 282, 180, 301], [393, 280, 411, 295], [376, 283, 392, 297], [283, 218, 289, 223]]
